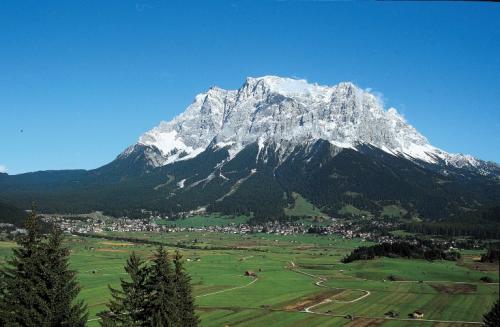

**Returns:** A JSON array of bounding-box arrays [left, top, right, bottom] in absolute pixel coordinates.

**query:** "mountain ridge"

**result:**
[[0, 76, 498, 221], [128, 76, 497, 176]]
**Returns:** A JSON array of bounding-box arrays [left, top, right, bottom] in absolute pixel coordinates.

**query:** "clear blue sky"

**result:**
[[1, 1, 499, 174]]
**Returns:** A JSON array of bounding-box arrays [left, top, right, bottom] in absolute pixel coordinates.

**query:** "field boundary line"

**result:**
[[394, 280, 500, 285], [336, 268, 499, 285]]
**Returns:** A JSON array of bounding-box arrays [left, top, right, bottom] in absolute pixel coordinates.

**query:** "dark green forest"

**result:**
[[0, 141, 498, 223], [342, 239, 461, 263]]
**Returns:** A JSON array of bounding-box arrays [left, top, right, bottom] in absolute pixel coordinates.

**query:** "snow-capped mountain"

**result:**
[[1, 76, 498, 220], [128, 76, 494, 174]]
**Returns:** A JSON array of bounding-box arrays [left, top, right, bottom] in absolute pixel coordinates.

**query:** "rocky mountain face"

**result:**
[[0, 76, 498, 220], [128, 76, 497, 175]]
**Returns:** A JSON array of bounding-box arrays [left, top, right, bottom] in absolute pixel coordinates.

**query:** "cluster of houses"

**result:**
[[0, 212, 403, 248], [40, 214, 166, 234], [0, 223, 23, 237], [41, 213, 399, 243]]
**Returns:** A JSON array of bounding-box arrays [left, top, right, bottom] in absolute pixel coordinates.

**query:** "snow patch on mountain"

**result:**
[[177, 179, 186, 188]]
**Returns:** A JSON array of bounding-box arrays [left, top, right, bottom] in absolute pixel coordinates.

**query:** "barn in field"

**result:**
[[412, 310, 424, 319]]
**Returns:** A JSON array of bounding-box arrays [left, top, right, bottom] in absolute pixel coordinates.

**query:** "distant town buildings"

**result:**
[[38, 211, 400, 244]]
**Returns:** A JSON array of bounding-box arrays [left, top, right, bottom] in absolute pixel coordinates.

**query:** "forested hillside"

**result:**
[[0, 200, 27, 227], [0, 141, 498, 222]]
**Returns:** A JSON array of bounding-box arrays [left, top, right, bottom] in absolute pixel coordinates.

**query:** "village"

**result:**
[[35, 212, 401, 244], [1, 211, 478, 254]]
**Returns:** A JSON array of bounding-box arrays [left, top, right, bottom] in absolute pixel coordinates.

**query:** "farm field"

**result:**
[[0, 232, 498, 327]]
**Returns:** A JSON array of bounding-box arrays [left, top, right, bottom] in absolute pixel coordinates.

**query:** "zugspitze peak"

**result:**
[[129, 76, 484, 171], [3, 76, 496, 221]]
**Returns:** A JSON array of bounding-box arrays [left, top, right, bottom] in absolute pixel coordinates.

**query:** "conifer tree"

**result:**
[[0, 270, 7, 325], [101, 247, 198, 326], [173, 250, 198, 327], [0, 206, 88, 326], [99, 252, 149, 326], [0, 206, 50, 326], [146, 246, 179, 327], [484, 300, 499, 327], [43, 225, 88, 326]]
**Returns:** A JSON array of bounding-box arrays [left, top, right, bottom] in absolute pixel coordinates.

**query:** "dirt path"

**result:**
[[288, 261, 371, 312], [287, 261, 483, 325], [195, 277, 258, 298], [197, 305, 484, 325], [303, 298, 332, 313], [240, 255, 254, 261]]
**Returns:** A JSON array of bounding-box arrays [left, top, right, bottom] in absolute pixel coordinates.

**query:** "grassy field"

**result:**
[[285, 192, 327, 218], [338, 204, 373, 218], [156, 213, 250, 227], [381, 205, 407, 218], [0, 232, 498, 327]]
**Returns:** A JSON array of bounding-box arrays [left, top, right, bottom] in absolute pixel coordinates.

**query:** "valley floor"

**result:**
[[0, 232, 498, 327]]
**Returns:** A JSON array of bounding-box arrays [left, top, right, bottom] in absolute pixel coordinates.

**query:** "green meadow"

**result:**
[[155, 213, 250, 228], [0, 232, 498, 327]]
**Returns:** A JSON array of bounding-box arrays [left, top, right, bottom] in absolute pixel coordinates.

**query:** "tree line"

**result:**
[[404, 206, 500, 239], [404, 222, 500, 239], [0, 208, 198, 326], [342, 240, 461, 263], [481, 243, 500, 263]]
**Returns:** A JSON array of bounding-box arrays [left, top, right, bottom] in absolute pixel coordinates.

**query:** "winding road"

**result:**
[[288, 261, 371, 313], [287, 261, 485, 325], [88, 260, 490, 325]]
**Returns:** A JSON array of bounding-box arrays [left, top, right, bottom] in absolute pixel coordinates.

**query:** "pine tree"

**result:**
[[484, 300, 499, 327], [99, 252, 149, 326], [0, 206, 51, 326], [0, 270, 7, 325], [173, 250, 199, 327], [0, 206, 87, 326], [146, 246, 179, 327], [100, 247, 198, 326], [43, 225, 88, 326]]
